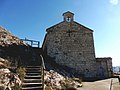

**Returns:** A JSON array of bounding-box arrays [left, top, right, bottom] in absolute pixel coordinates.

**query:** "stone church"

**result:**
[[42, 11, 113, 79]]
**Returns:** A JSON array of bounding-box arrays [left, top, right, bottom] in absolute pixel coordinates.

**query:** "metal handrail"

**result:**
[[40, 55, 46, 70], [21, 38, 40, 48], [40, 55, 45, 90]]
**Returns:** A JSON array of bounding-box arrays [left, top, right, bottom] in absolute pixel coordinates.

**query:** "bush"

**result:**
[[16, 67, 26, 81]]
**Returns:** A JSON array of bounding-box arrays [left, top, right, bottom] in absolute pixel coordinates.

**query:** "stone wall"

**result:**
[[43, 11, 97, 78], [96, 57, 113, 78], [42, 11, 113, 79]]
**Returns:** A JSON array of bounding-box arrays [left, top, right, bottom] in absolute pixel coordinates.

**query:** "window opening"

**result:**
[[66, 17, 71, 22]]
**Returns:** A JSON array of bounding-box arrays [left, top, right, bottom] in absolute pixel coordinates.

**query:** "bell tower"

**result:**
[[63, 11, 74, 22]]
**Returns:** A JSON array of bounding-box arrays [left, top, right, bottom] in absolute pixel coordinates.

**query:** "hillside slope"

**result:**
[[0, 26, 27, 46], [0, 26, 40, 66]]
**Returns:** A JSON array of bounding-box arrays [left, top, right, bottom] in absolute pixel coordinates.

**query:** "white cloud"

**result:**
[[110, 0, 118, 5]]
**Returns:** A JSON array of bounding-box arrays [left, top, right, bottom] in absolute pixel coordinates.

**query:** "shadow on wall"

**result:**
[[42, 53, 96, 81], [42, 52, 113, 82], [0, 43, 41, 66]]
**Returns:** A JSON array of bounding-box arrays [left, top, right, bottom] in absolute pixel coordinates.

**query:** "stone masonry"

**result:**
[[96, 57, 113, 78], [42, 11, 113, 79]]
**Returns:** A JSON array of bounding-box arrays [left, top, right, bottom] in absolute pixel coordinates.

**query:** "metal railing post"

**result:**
[[110, 79, 112, 90], [40, 55, 45, 90]]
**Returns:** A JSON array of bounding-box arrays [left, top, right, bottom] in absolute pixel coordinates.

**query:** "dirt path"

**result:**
[[79, 78, 120, 90]]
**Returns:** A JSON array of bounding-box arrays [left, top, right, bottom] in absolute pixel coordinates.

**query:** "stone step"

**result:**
[[25, 75, 42, 79], [26, 67, 41, 70], [26, 72, 41, 76], [23, 79, 42, 83], [22, 86, 43, 90], [22, 82, 42, 87], [26, 70, 41, 73], [22, 82, 42, 86], [26, 66, 41, 68], [22, 65, 43, 90]]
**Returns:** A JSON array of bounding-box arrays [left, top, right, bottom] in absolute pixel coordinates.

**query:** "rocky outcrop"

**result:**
[[0, 26, 27, 46], [44, 70, 82, 90], [0, 26, 40, 66], [0, 57, 21, 90]]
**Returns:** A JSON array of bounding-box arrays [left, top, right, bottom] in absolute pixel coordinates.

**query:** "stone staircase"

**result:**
[[22, 66, 43, 90]]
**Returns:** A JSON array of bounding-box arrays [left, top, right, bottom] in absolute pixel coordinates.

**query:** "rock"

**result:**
[[44, 70, 65, 89], [44, 70, 82, 90], [0, 68, 10, 73], [0, 26, 28, 46], [0, 58, 21, 89], [0, 72, 21, 90], [0, 57, 5, 62]]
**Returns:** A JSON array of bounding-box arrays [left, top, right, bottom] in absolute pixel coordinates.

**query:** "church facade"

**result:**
[[42, 11, 113, 79]]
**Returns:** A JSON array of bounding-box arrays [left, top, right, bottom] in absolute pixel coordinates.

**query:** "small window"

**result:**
[[66, 17, 71, 22]]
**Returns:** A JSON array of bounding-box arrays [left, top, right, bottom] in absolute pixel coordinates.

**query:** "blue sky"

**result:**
[[0, 0, 120, 66]]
